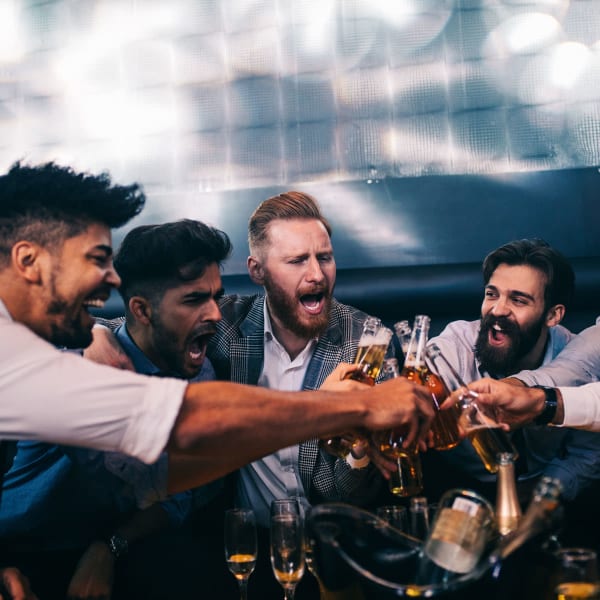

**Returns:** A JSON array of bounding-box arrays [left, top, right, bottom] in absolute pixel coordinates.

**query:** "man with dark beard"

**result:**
[[424, 239, 600, 511]]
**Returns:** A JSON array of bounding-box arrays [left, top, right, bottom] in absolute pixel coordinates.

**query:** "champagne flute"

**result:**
[[270, 500, 305, 600], [224, 508, 257, 600], [555, 548, 600, 599]]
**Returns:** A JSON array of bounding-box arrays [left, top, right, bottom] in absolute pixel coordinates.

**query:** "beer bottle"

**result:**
[[373, 358, 424, 497], [320, 317, 392, 459], [496, 452, 522, 536], [402, 316, 460, 451], [426, 342, 519, 473], [409, 496, 431, 540], [394, 320, 412, 358]]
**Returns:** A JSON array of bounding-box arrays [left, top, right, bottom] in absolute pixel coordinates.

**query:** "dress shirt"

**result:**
[[237, 301, 316, 527], [0, 299, 186, 463], [208, 294, 383, 516], [111, 323, 222, 524], [560, 383, 600, 431], [515, 316, 600, 387], [431, 320, 600, 500]]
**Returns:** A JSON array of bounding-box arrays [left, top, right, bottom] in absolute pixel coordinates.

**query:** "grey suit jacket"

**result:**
[[207, 293, 383, 504]]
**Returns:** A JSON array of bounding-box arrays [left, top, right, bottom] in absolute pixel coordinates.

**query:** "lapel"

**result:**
[[229, 296, 265, 385], [299, 302, 346, 493]]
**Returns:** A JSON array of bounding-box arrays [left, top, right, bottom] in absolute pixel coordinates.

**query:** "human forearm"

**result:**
[[166, 377, 433, 490]]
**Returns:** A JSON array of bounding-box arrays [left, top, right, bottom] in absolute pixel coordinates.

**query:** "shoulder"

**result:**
[[434, 320, 479, 346], [328, 300, 375, 340]]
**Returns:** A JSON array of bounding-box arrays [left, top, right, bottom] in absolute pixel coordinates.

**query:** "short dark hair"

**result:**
[[482, 238, 575, 309], [0, 161, 145, 264], [248, 191, 332, 256], [114, 219, 232, 305]]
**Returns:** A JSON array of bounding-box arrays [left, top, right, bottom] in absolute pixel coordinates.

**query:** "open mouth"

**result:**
[[300, 292, 325, 315], [488, 322, 510, 346], [82, 298, 106, 310], [187, 325, 217, 364]]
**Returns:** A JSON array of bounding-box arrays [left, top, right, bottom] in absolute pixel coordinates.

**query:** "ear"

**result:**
[[129, 296, 153, 325], [11, 241, 43, 284], [247, 255, 265, 286], [545, 304, 565, 327]]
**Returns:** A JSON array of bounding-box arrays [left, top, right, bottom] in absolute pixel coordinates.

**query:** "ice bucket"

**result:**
[[306, 503, 498, 599]]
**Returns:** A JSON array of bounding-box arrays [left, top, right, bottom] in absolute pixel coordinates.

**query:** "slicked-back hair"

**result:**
[[248, 191, 332, 256], [114, 219, 232, 306], [0, 161, 145, 264], [482, 238, 575, 310]]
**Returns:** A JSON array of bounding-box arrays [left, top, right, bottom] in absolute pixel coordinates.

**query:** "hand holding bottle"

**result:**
[[441, 377, 556, 430]]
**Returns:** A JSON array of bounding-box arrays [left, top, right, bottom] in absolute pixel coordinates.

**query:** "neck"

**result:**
[[125, 320, 168, 372]]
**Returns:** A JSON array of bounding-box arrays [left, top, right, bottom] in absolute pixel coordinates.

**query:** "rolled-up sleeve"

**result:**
[[0, 317, 187, 463], [559, 383, 600, 432]]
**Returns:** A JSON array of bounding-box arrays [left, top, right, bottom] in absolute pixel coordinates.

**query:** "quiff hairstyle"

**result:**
[[0, 161, 145, 266], [247, 191, 332, 256]]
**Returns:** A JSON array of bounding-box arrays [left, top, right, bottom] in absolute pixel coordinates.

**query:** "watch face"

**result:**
[[109, 534, 128, 558]]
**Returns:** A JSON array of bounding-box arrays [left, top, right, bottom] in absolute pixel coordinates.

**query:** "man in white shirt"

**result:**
[[0, 161, 434, 598]]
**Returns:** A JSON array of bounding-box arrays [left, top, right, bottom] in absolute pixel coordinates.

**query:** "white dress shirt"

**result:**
[[0, 299, 186, 463], [236, 301, 316, 527]]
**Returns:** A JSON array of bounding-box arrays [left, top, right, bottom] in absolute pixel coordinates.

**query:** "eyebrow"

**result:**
[[92, 244, 113, 257], [182, 287, 225, 301], [486, 284, 536, 302]]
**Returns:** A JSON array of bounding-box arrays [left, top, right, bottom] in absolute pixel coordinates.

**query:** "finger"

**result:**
[[400, 414, 419, 449], [335, 363, 360, 380]]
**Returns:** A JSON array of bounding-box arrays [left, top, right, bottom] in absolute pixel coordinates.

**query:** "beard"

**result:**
[[47, 300, 94, 348], [149, 312, 207, 379], [46, 272, 94, 349], [475, 313, 545, 377], [264, 271, 332, 340]]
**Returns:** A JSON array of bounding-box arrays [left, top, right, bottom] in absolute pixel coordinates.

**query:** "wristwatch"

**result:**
[[107, 533, 129, 559], [532, 386, 559, 426]]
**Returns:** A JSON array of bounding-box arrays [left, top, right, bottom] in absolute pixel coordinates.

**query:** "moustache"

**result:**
[[481, 314, 520, 337], [191, 322, 218, 338]]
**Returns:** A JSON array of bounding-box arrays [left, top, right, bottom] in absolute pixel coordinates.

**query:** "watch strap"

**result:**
[[533, 386, 558, 426]]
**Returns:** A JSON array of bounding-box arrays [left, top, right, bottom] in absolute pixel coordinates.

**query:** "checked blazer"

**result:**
[[207, 293, 384, 506]]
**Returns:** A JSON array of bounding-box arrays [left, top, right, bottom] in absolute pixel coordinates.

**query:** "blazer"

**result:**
[[207, 293, 383, 504]]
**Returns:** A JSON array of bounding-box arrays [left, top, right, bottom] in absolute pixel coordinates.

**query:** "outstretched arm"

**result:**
[[166, 376, 434, 493]]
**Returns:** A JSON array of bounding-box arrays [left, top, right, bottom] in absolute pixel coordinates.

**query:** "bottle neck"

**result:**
[[403, 316, 431, 370]]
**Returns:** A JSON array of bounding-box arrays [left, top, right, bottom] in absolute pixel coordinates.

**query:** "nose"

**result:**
[[206, 297, 222, 323], [490, 296, 510, 317], [106, 262, 121, 288], [305, 257, 325, 283]]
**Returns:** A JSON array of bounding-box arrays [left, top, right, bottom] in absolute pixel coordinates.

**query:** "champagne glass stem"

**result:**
[[283, 586, 296, 600], [238, 578, 249, 600]]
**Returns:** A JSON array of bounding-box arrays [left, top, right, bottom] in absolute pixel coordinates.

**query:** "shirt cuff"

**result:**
[[345, 454, 370, 469]]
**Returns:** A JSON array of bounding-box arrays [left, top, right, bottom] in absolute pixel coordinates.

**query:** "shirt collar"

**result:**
[[114, 322, 163, 376], [0, 299, 11, 321]]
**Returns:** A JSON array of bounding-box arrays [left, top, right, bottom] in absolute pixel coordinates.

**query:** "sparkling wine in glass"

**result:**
[[225, 508, 257, 600], [270, 501, 305, 600]]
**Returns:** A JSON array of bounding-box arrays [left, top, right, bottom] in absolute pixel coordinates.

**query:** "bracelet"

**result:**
[[532, 386, 558, 426]]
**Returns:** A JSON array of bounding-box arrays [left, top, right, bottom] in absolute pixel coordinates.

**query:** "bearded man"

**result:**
[[206, 191, 391, 598], [424, 238, 600, 509]]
